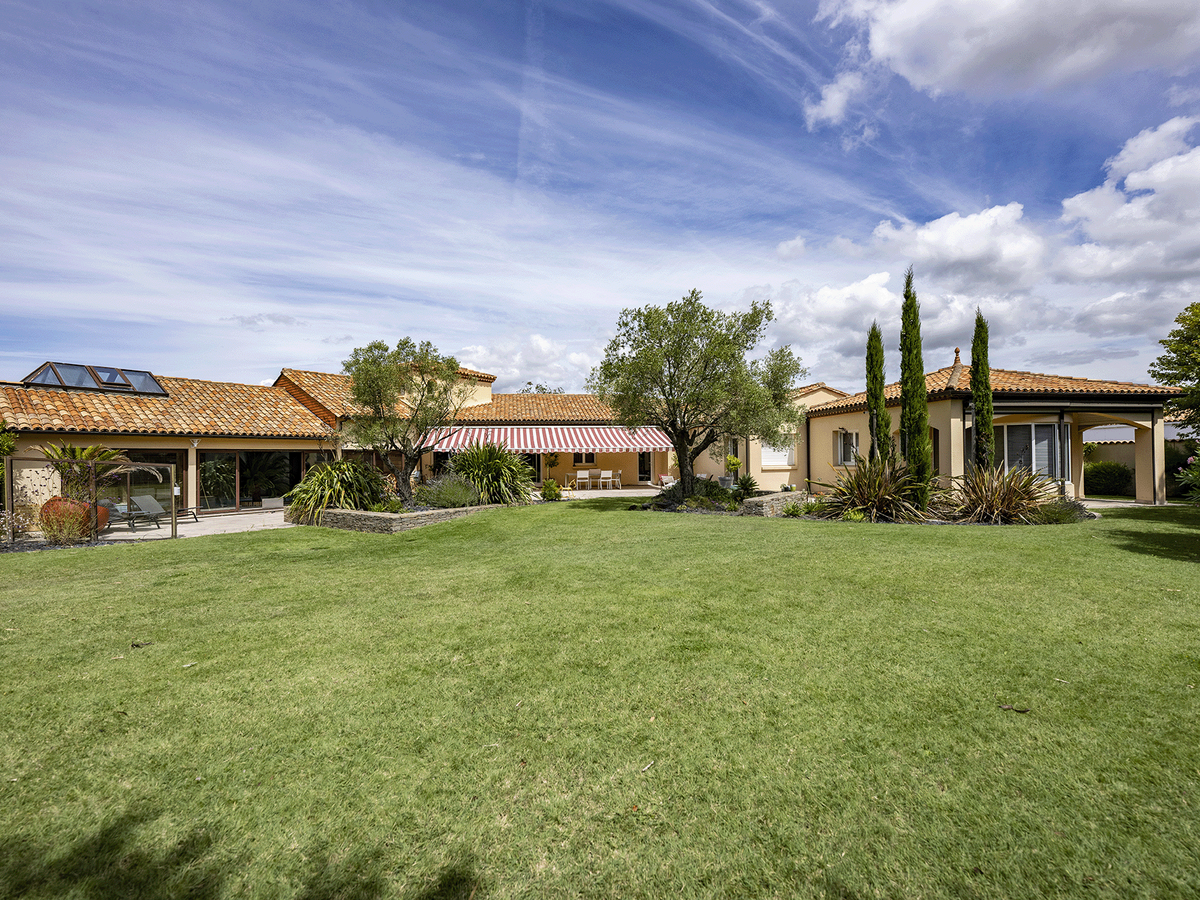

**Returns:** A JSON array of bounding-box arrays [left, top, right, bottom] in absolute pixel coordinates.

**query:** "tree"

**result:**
[[898, 267, 932, 509], [342, 338, 477, 503], [865, 321, 893, 462], [1149, 301, 1200, 439], [970, 307, 996, 469], [587, 289, 806, 497], [518, 381, 565, 394]]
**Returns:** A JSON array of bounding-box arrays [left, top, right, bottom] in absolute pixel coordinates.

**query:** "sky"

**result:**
[[2, 0, 1200, 394]]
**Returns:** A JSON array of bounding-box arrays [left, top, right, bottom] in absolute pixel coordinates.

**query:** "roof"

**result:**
[[793, 381, 850, 400], [0, 377, 330, 439], [809, 354, 1182, 417], [458, 393, 616, 424]]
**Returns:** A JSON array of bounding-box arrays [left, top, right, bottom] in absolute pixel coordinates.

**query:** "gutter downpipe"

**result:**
[[1058, 409, 1067, 498], [1153, 408, 1160, 505]]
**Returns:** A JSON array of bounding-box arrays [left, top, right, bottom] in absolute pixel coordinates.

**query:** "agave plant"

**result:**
[[449, 442, 535, 505], [284, 459, 390, 525], [949, 465, 1057, 524], [811, 454, 927, 523]]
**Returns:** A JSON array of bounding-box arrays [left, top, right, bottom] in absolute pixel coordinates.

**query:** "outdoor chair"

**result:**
[[130, 495, 167, 528], [598, 470, 614, 490], [613, 470, 622, 489], [575, 470, 592, 489], [175, 505, 199, 522], [99, 499, 135, 531]]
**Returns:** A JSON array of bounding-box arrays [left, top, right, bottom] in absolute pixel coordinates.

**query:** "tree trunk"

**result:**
[[379, 452, 414, 504]]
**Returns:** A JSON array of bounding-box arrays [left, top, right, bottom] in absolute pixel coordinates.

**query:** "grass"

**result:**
[[1, 501, 1199, 898]]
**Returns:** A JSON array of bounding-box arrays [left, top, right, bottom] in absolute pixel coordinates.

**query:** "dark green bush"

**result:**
[[1084, 460, 1133, 496], [450, 442, 535, 505], [284, 460, 389, 525], [540, 478, 563, 501], [1034, 497, 1094, 525], [812, 455, 927, 523], [656, 477, 734, 507], [733, 473, 759, 503], [948, 466, 1056, 524], [413, 474, 480, 509]]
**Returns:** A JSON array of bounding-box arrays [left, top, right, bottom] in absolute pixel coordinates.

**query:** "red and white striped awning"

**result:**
[[430, 425, 672, 453]]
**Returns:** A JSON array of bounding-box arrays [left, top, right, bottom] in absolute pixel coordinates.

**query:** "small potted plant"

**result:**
[[719, 454, 740, 489]]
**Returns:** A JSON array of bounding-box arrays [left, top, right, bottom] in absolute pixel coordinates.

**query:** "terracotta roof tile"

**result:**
[[459, 394, 616, 424], [0, 377, 330, 438], [809, 365, 1183, 417]]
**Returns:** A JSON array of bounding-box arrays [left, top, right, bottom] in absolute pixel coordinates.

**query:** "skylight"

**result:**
[[23, 362, 168, 395]]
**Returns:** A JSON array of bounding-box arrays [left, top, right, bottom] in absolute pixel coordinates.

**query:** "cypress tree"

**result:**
[[899, 266, 932, 508], [865, 321, 892, 462], [970, 308, 995, 469]]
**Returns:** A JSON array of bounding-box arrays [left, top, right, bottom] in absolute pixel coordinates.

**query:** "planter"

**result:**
[[718, 476, 734, 489], [39, 496, 106, 537]]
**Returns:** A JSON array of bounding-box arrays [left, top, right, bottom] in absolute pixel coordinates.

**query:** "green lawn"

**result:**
[[2, 501, 1198, 899]]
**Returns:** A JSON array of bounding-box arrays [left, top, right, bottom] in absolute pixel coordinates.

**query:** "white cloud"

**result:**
[[817, 0, 1200, 95], [804, 70, 865, 128], [1059, 118, 1200, 282], [1105, 116, 1198, 181], [458, 334, 596, 392], [873, 202, 1046, 290], [775, 234, 807, 259]]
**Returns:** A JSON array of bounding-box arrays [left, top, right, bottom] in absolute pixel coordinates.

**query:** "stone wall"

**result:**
[[740, 490, 807, 517], [285, 504, 505, 534]]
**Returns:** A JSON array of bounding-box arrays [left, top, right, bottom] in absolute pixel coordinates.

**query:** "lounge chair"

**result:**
[[130, 495, 167, 528], [99, 499, 135, 531]]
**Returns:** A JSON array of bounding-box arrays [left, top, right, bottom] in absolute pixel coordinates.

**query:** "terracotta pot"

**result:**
[[40, 497, 106, 532]]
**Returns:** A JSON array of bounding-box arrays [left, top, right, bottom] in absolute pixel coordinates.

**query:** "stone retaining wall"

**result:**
[[285, 504, 505, 534], [740, 490, 808, 517]]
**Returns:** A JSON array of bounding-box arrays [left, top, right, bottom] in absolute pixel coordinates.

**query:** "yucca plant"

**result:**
[[949, 465, 1057, 524], [812, 454, 927, 523], [449, 442, 535, 505], [284, 459, 389, 525]]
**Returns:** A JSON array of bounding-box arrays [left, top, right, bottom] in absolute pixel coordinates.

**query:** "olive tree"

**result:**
[[342, 338, 476, 503], [588, 289, 806, 497]]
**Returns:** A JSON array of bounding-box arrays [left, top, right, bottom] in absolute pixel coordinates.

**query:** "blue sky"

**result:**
[[3, 0, 1199, 393]]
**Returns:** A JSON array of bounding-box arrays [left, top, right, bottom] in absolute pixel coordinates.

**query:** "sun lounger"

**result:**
[[130, 495, 167, 528]]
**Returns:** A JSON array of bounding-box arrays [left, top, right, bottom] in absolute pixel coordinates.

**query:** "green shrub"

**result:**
[[657, 477, 734, 508], [1165, 442, 1197, 497], [949, 466, 1056, 524], [368, 496, 407, 513], [1176, 454, 1200, 505], [1034, 497, 1093, 525], [781, 500, 803, 518], [450, 442, 535, 505], [414, 474, 481, 509], [733, 473, 758, 502], [680, 496, 735, 512], [841, 509, 865, 522], [1084, 460, 1134, 496], [540, 478, 563, 501], [800, 499, 825, 515], [812, 455, 927, 523], [284, 460, 389, 525]]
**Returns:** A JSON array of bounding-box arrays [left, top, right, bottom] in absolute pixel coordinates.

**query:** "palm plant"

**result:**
[[449, 442, 535, 505], [284, 460, 390, 525], [948, 466, 1057, 524]]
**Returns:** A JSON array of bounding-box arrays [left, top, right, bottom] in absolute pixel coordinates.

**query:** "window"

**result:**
[[835, 430, 859, 465], [761, 442, 795, 468], [991, 423, 1070, 478], [573, 452, 595, 465]]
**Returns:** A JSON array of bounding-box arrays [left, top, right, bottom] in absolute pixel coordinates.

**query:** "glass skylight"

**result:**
[[22, 362, 168, 395]]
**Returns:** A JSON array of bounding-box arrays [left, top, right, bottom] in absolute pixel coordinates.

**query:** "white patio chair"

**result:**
[[575, 470, 592, 489], [598, 470, 614, 489], [613, 470, 622, 489]]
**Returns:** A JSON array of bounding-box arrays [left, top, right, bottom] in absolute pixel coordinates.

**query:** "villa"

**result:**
[[1, 352, 1183, 517]]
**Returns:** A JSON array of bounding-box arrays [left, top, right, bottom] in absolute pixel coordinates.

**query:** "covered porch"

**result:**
[[426, 424, 674, 488]]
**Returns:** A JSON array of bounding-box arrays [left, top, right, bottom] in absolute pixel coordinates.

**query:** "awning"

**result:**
[[431, 425, 672, 453]]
